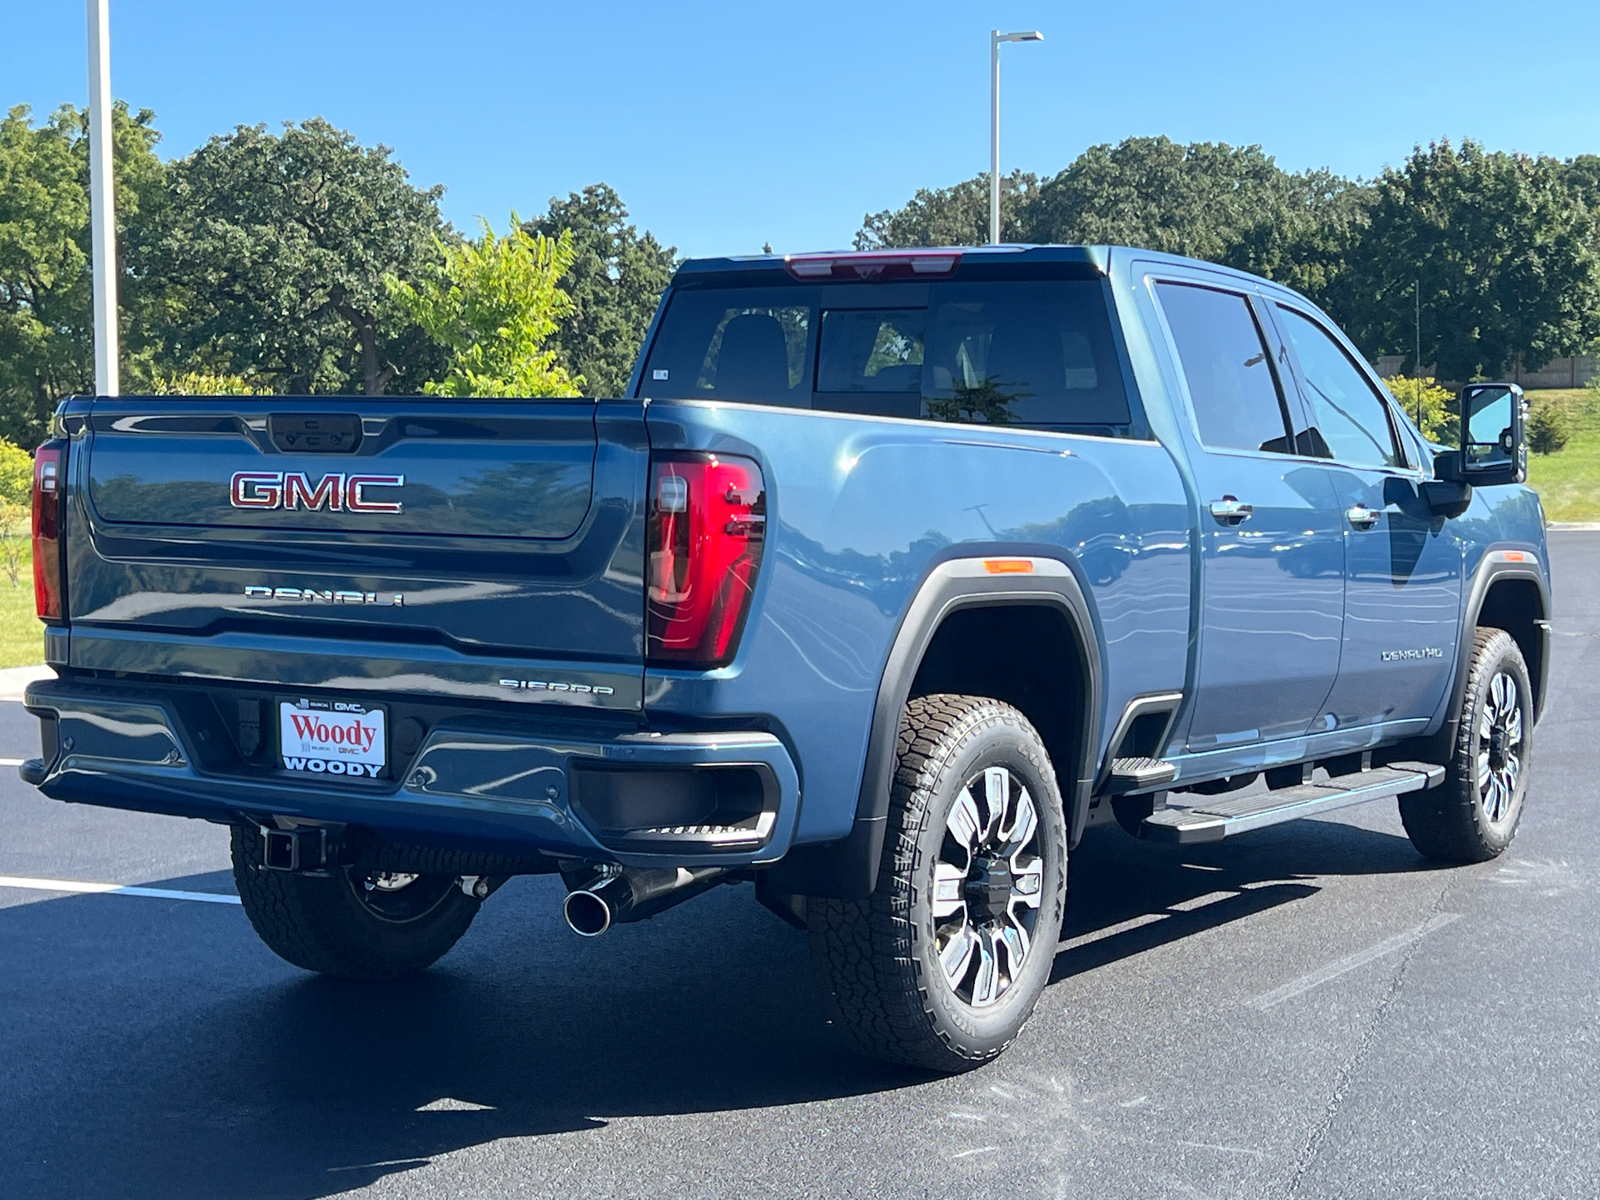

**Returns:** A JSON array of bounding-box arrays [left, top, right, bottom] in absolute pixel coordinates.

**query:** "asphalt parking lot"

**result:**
[[1, 532, 1595, 1200]]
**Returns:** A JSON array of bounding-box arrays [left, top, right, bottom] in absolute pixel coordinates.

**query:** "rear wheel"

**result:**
[[807, 695, 1068, 1073], [1399, 627, 1532, 864], [230, 824, 481, 979]]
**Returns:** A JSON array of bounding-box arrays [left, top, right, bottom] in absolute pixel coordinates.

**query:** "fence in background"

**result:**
[[1374, 355, 1600, 389]]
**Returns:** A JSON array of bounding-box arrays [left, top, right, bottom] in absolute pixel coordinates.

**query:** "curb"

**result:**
[[0, 663, 53, 702], [1547, 522, 1600, 532]]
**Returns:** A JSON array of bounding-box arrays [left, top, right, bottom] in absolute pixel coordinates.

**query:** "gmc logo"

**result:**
[[230, 472, 405, 514]]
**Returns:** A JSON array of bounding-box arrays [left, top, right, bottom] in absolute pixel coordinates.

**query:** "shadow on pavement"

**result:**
[[0, 814, 1431, 1200]]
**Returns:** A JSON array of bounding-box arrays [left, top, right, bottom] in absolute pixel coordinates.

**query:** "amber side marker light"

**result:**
[[1502, 551, 1527, 563], [982, 558, 1035, 575]]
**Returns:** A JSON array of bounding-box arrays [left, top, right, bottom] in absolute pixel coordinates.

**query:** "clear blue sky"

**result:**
[[5, 0, 1598, 259]]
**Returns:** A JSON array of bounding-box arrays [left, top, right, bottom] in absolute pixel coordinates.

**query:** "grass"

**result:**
[[1524, 387, 1600, 524], [0, 555, 42, 669]]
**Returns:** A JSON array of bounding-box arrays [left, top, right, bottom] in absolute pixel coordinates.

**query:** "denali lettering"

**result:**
[[500, 677, 616, 697], [1381, 647, 1445, 662], [229, 471, 404, 513], [242, 586, 403, 606]]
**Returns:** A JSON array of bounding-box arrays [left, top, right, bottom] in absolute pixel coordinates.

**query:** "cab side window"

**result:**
[[1155, 282, 1294, 454], [1276, 306, 1404, 469]]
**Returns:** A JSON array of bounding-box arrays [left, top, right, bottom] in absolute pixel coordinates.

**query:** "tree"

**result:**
[[153, 118, 448, 395], [1383, 375, 1454, 444], [525, 184, 677, 397], [389, 217, 581, 398], [1342, 140, 1600, 382], [855, 170, 1039, 249], [0, 101, 166, 444]]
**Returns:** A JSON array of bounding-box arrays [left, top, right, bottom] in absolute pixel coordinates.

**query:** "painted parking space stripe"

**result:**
[[0, 757, 24, 766], [1247, 912, 1460, 1010], [0, 874, 241, 905]]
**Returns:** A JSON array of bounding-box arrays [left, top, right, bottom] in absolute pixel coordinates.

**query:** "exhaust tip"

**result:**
[[563, 890, 612, 937]]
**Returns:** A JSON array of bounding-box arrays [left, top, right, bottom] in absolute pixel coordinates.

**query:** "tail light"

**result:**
[[647, 454, 765, 667], [32, 442, 66, 621]]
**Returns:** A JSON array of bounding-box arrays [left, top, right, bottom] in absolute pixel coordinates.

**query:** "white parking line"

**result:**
[[0, 757, 25, 766], [0, 874, 241, 905], [1247, 912, 1459, 1009]]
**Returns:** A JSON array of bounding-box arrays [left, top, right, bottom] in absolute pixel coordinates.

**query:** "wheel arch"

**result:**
[[768, 554, 1103, 901]]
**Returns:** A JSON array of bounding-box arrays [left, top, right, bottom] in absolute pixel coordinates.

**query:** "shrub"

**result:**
[[1528, 402, 1569, 454], [1383, 376, 1455, 444]]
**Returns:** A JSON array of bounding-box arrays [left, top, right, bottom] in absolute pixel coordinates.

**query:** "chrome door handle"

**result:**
[[1209, 496, 1253, 525], [1345, 504, 1381, 530]]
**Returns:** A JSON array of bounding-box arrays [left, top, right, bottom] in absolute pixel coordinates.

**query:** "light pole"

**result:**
[[990, 29, 1042, 245], [87, 0, 119, 396]]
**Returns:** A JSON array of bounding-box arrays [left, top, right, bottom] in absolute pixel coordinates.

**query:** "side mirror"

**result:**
[[1454, 382, 1527, 486]]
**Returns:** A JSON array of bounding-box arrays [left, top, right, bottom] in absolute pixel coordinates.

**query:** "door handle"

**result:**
[[1345, 504, 1381, 530], [1209, 496, 1253, 525]]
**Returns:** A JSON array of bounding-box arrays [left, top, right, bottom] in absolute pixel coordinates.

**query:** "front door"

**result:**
[[1150, 278, 1346, 752], [1270, 303, 1463, 731]]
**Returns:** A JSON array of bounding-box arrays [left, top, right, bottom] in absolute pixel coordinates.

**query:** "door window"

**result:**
[[1155, 282, 1294, 454], [1276, 306, 1403, 469]]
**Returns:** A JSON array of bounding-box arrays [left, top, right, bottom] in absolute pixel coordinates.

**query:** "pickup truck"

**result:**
[[20, 245, 1551, 1073]]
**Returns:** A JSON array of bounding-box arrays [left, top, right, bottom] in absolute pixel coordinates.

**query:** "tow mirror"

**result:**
[[1458, 382, 1526, 485]]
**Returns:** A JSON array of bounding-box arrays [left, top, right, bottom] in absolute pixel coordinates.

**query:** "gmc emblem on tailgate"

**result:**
[[230, 471, 405, 514]]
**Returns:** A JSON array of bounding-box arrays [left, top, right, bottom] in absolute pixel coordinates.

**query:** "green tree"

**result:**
[[0, 101, 166, 444], [1383, 375, 1455, 444], [1342, 140, 1600, 382], [525, 184, 677, 397], [856, 170, 1040, 249], [389, 217, 581, 398], [153, 118, 448, 395]]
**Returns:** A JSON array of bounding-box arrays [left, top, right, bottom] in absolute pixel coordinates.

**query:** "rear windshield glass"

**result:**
[[641, 280, 1132, 433]]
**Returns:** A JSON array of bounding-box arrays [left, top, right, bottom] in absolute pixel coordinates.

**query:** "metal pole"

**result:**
[[1414, 278, 1422, 425], [87, 0, 119, 396], [989, 30, 1001, 245]]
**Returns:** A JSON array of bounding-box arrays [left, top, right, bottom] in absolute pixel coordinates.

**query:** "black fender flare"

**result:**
[[768, 554, 1103, 901]]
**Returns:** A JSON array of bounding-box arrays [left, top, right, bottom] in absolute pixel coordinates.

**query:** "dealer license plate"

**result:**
[[279, 699, 387, 780]]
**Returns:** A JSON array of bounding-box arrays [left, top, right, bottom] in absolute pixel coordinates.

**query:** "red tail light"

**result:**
[[32, 443, 66, 621], [647, 454, 766, 667]]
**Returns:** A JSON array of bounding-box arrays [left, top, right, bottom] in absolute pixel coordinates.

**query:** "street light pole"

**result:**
[[87, 0, 119, 396], [989, 29, 1043, 246]]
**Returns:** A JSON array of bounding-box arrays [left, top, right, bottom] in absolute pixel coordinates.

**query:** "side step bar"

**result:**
[[1140, 762, 1446, 845]]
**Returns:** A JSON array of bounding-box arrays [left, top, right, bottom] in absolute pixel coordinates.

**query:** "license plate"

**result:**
[[279, 699, 386, 780]]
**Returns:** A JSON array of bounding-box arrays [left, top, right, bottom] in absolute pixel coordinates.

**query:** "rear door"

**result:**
[[67, 397, 649, 710], [1268, 303, 1463, 731], [1148, 273, 1346, 751]]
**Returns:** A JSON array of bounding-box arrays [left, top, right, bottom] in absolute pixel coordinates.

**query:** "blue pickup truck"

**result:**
[[21, 245, 1550, 1072]]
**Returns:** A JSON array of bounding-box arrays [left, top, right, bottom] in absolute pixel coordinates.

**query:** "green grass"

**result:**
[[1524, 387, 1600, 524], [0, 559, 42, 668]]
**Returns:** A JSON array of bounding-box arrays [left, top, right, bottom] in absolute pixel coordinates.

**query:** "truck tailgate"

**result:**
[[63, 398, 649, 711]]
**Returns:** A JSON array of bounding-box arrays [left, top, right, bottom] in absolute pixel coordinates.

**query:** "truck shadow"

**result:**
[[0, 816, 1429, 1200]]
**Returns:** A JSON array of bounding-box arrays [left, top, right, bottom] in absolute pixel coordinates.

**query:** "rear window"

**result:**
[[641, 279, 1132, 433]]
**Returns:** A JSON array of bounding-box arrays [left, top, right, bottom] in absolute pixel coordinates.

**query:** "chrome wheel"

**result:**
[[1476, 670, 1525, 824], [932, 765, 1045, 1008]]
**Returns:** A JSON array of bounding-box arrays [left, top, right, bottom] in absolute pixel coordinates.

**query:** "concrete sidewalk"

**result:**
[[0, 664, 54, 702]]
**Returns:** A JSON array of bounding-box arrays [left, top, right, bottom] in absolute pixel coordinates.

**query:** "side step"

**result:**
[[1140, 762, 1445, 844], [1108, 756, 1178, 792]]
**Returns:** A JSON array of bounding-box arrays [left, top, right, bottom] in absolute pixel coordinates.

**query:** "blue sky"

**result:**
[[5, 1, 1598, 259]]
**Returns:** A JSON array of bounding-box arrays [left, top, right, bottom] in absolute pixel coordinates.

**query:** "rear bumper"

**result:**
[[21, 677, 801, 869]]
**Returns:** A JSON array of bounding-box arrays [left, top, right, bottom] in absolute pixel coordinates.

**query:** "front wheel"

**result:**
[[1399, 627, 1533, 864], [807, 695, 1068, 1073], [231, 824, 481, 979]]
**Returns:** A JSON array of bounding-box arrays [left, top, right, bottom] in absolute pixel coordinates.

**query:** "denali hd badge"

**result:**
[[230, 471, 404, 513], [243, 586, 403, 606]]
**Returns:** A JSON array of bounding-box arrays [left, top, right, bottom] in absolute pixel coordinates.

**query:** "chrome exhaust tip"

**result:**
[[563, 889, 613, 937]]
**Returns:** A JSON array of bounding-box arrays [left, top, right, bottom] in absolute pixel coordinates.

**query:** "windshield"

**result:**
[[640, 279, 1132, 433]]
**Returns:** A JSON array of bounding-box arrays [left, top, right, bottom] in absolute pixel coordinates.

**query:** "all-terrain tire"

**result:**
[[1399, 627, 1533, 864], [807, 695, 1068, 1073], [231, 824, 481, 979]]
